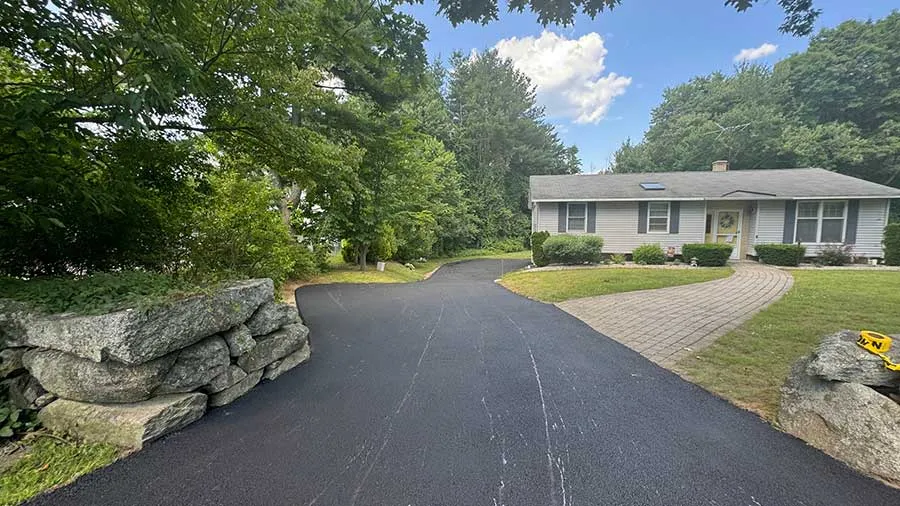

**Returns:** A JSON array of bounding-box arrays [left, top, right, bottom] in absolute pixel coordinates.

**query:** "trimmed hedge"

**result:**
[[755, 243, 806, 266], [542, 234, 603, 264], [632, 244, 666, 265], [531, 231, 551, 267], [885, 223, 900, 266], [681, 243, 733, 267]]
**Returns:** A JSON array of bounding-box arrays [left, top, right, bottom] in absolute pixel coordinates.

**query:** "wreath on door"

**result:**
[[718, 214, 736, 230]]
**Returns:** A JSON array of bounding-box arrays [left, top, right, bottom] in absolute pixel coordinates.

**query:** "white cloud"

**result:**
[[494, 31, 631, 124], [733, 43, 778, 62]]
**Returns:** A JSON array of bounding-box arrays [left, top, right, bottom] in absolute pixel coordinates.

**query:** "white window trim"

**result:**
[[794, 200, 848, 244], [646, 202, 671, 234], [566, 202, 588, 233]]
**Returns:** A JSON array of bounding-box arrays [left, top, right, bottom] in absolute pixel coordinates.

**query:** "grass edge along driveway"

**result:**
[[674, 269, 900, 421], [498, 266, 732, 303]]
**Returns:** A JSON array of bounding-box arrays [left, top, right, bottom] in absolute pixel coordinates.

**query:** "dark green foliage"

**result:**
[[485, 238, 526, 253], [0, 272, 200, 316], [611, 14, 900, 191], [542, 235, 603, 264], [393, 212, 437, 262], [815, 244, 854, 266], [188, 170, 318, 289], [632, 244, 666, 265], [755, 244, 807, 266], [531, 231, 551, 267], [437, 0, 818, 36], [0, 398, 39, 440], [884, 223, 900, 266], [681, 243, 734, 267]]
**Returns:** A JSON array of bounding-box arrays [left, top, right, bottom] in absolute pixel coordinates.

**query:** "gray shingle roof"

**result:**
[[530, 168, 900, 201]]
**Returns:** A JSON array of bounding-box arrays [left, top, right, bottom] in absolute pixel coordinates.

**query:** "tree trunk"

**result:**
[[280, 184, 302, 232], [359, 243, 368, 271]]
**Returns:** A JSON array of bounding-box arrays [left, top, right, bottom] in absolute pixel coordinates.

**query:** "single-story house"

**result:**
[[529, 162, 900, 260]]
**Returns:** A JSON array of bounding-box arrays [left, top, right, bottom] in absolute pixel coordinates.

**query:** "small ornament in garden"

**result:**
[[690, 257, 699, 267]]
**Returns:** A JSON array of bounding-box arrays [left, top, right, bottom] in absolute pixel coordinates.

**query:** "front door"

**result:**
[[714, 210, 742, 260]]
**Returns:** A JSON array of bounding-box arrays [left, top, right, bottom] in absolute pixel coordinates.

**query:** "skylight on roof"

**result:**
[[640, 182, 665, 190]]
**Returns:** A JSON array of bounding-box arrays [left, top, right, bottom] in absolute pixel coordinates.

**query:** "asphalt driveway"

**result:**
[[33, 259, 900, 505]]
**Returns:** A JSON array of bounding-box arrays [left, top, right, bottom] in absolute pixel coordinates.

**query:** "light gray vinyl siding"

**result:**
[[533, 202, 559, 232], [594, 201, 705, 254], [753, 200, 785, 252]]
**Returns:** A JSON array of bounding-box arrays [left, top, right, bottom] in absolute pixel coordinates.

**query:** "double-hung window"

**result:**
[[647, 202, 670, 233], [567, 203, 587, 232], [795, 201, 846, 243]]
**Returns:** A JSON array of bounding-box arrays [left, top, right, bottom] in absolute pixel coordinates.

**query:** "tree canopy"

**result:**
[[612, 13, 900, 192], [433, 0, 820, 36]]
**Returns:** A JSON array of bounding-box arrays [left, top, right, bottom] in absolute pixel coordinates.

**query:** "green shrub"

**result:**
[[816, 244, 853, 266], [531, 231, 551, 267], [681, 243, 733, 267], [755, 244, 807, 266], [611, 253, 626, 265], [885, 223, 900, 266], [542, 235, 603, 264], [632, 244, 666, 265], [486, 237, 525, 253], [189, 170, 309, 289], [393, 212, 436, 262]]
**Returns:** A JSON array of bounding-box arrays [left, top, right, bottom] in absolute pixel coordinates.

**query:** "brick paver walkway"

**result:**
[[557, 262, 793, 367]]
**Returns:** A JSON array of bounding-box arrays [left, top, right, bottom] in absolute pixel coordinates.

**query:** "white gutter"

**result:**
[[531, 195, 900, 203]]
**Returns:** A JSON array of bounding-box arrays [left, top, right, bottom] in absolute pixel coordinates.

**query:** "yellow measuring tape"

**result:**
[[857, 330, 900, 371]]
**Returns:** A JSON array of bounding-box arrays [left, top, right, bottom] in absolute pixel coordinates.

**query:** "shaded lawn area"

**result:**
[[498, 267, 732, 303], [0, 436, 120, 506], [674, 270, 900, 421]]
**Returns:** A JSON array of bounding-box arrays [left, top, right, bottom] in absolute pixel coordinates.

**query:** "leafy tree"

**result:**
[[431, 0, 819, 36], [447, 50, 579, 244], [612, 13, 900, 189]]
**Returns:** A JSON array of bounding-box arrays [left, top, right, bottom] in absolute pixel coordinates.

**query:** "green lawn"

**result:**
[[675, 270, 900, 420], [0, 436, 120, 506], [498, 267, 732, 303]]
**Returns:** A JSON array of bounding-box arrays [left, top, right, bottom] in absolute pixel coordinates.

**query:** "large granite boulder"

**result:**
[[0, 347, 26, 378], [39, 393, 207, 449], [237, 324, 309, 372], [23, 349, 176, 403], [154, 337, 229, 395], [203, 365, 248, 394], [779, 357, 900, 486], [806, 330, 900, 387], [263, 343, 311, 381], [222, 324, 256, 357], [209, 369, 263, 407], [5, 279, 273, 364], [245, 301, 301, 336]]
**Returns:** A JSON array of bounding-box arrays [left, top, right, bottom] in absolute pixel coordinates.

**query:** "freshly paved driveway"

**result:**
[[33, 260, 899, 505], [558, 262, 793, 366]]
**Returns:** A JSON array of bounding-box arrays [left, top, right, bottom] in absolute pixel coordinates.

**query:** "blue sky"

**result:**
[[403, 1, 896, 172]]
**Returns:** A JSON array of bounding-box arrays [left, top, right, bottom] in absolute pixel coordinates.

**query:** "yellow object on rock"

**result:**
[[857, 330, 900, 371]]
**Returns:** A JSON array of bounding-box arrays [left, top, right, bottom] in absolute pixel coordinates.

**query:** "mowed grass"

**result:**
[[0, 437, 120, 506], [675, 270, 900, 420], [498, 267, 732, 303]]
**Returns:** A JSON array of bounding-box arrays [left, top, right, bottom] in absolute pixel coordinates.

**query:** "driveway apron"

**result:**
[[31, 259, 900, 505]]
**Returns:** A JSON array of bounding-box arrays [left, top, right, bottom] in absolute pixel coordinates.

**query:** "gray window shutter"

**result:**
[[637, 202, 648, 234], [586, 202, 596, 233], [845, 199, 860, 244], [558, 202, 567, 233], [669, 201, 680, 234], [782, 200, 796, 244]]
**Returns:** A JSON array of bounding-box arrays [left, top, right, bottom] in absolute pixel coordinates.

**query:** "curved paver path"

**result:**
[[32, 260, 900, 506], [558, 262, 793, 367]]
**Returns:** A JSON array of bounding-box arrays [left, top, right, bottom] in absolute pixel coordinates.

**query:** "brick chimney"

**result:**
[[712, 160, 729, 172]]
